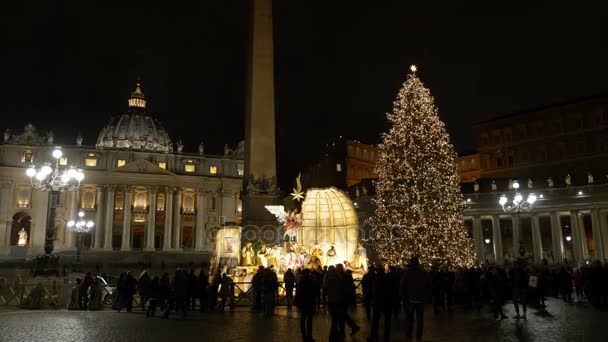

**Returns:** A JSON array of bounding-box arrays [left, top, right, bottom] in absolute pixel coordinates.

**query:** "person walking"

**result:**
[[324, 265, 345, 341], [401, 256, 429, 342], [172, 269, 188, 318], [159, 273, 171, 311], [262, 266, 279, 316], [198, 269, 209, 312], [138, 270, 152, 312], [487, 266, 507, 320], [79, 272, 94, 310], [361, 265, 375, 321], [146, 276, 160, 318], [219, 273, 233, 311], [284, 268, 296, 310], [343, 268, 360, 337], [367, 266, 394, 342], [251, 266, 264, 311], [294, 269, 318, 342], [512, 261, 528, 319]]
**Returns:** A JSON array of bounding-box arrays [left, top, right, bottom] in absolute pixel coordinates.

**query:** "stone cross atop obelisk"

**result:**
[[242, 0, 281, 240]]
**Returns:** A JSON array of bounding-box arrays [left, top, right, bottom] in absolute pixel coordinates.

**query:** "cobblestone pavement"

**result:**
[[0, 298, 606, 342]]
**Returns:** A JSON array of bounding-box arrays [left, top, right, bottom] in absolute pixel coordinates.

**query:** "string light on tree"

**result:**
[[368, 65, 475, 268]]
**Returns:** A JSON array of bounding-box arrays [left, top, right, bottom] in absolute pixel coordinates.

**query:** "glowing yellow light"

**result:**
[[410, 64, 417, 73]]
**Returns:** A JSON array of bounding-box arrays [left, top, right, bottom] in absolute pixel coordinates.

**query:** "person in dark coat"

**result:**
[[209, 270, 222, 310], [401, 256, 430, 341], [284, 268, 296, 310], [487, 266, 507, 320], [171, 269, 188, 318], [137, 271, 152, 312], [367, 266, 394, 342], [159, 273, 171, 311], [219, 273, 233, 310], [198, 269, 209, 312], [116, 273, 127, 312], [343, 269, 360, 336], [146, 276, 160, 318], [294, 269, 318, 342], [251, 266, 265, 311], [262, 266, 278, 316], [124, 272, 137, 312], [512, 261, 529, 319], [558, 267, 573, 303], [79, 272, 94, 310], [361, 265, 375, 321], [324, 265, 345, 341], [187, 269, 198, 311]]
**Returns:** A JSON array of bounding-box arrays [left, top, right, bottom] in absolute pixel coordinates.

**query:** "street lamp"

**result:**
[[498, 180, 537, 261], [67, 210, 94, 272], [25, 146, 85, 255]]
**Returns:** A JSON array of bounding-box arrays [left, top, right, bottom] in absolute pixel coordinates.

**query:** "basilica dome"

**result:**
[[297, 187, 359, 264], [96, 83, 172, 153]]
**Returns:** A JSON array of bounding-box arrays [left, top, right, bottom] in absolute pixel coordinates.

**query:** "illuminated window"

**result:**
[[21, 151, 33, 164], [158, 162, 167, 170], [117, 159, 126, 167], [59, 157, 68, 166], [16, 186, 31, 208], [184, 164, 196, 173], [114, 192, 124, 210], [209, 166, 217, 174], [81, 188, 96, 209], [157, 193, 166, 211], [134, 190, 147, 209], [85, 158, 97, 167], [182, 191, 195, 213]]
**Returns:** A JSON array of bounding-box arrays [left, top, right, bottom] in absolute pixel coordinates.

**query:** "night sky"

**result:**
[[2, 1, 608, 190]]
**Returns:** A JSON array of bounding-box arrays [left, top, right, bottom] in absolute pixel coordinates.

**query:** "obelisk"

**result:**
[[242, 0, 281, 242]]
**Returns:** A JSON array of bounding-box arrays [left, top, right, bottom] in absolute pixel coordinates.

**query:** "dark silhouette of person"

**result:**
[[284, 268, 296, 310], [401, 256, 430, 341], [294, 268, 318, 342]]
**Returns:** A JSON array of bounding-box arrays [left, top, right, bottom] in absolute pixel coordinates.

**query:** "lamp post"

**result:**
[[67, 210, 94, 272], [498, 180, 537, 262], [25, 146, 84, 255]]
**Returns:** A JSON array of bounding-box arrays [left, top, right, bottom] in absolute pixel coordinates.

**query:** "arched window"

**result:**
[[15, 185, 31, 208], [133, 188, 148, 209], [182, 190, 195, 213], [10, 212, 31, 246], [157, 193, 166, 211]]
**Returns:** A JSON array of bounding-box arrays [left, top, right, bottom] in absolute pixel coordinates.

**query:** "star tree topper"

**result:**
[[290, 172, 305, 202]]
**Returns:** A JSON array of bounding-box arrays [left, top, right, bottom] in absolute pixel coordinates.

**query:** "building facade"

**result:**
[[0, 84, 244, 260]]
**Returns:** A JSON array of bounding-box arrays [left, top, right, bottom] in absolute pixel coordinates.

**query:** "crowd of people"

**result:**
[[66, 258, 608, 342]]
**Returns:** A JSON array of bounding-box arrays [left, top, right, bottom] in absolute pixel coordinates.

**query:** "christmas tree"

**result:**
[[369, 65, 474, 268]]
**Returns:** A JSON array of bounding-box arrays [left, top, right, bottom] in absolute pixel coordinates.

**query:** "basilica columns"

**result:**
[[163, 187, 173, 251], [121, 187, 132, 251], [195, 190, 206, 252], [145, 188, 157, 251], [93, 187, 105, 250], [0, 180, 13, 255], [550, 212, 564, 263], [491, 215, 503, 264], [64, 191, 78, 250], [591, 209, 605, 261], [172, 189, 182, 250], [531, 214, 542, 263], [472, 216, 483, 263], [570, 210, 584, 263], [103, 186, 115, 250], [512, 214, 520, 258]]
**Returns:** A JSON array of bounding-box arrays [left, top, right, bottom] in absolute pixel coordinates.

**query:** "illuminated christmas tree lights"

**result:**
[[369, 65, 475, 268]]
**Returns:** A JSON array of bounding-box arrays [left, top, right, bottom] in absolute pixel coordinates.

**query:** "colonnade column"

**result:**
[[0, 180, 13, 255], [512, 214, 520, 259], [172, 189, 182, 250], [570, 210, 583, 264], [600, 212, 608, 261], [120, 187, 132, 251], [531, 214, 542, 263], [472, 216, 483, 264], [163, 187, 173, 251], [591, 209, 605, 261], [93, 186, 105, 250], [195, 190, 206, 252], [144, 188, 157, 251], [577, 213, 589, 259], [65, 191, 78, 250], [103, 186, 115, 250], [550, 212, 564, 263], [491, 215, 503, 264]]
